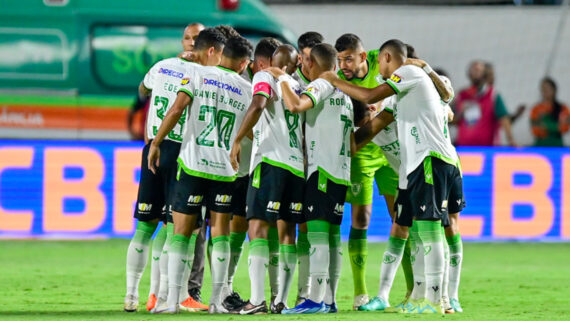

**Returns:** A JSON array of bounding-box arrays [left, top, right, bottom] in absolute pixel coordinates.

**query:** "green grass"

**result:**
[[0, 240, 568, 320]]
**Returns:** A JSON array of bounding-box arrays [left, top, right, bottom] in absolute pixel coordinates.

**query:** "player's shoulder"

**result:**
[[252, 70, 274, 84], [395, 64, 424, 77]]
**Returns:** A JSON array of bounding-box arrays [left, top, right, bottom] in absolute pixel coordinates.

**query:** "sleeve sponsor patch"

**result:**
[[181, 78, 190, 85], [390, 74, 402, 83], [253, 82, 272, 97], [306, 86, 318, 94]]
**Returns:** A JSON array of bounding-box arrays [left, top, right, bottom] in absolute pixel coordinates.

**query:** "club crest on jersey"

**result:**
[[181, 77, 190, 85], [390, 73, 402, 83]]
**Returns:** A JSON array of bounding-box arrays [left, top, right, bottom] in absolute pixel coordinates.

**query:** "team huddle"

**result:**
[[124, 23, 465, 315]]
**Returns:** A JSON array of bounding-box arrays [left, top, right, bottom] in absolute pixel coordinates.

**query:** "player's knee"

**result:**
[[352, 209, 371, 229]]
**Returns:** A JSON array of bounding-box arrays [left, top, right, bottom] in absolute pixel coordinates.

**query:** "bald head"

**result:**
[[182, 23, 205, 52], [271, 44, 298, 75]]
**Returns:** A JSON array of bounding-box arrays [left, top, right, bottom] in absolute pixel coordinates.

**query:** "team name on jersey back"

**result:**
[[177, 65, 252, 181]]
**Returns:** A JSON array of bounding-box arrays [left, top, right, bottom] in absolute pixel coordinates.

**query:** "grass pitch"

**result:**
[[0, 240, 568, 320]]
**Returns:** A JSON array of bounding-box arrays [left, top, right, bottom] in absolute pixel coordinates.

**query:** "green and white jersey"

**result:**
[[143, 57, 191, 143], [386, 65, 458, 189], [292, 67, 311, 91], [250, 71, 305, 177], [240, 64, 254, 83], [177, 65, 252, 182], [303, 78, 354, 185], [371, 96, 400, 172]]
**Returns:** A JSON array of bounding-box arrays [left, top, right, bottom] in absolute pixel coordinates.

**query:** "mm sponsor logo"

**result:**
[[138, 203, 152, 212], [267, 201, 281, 212], [215, 194, 232, 204], [203, 78, 242, 95], [290, 202, 302, 213], [187, 195, 203, 204], [159, 68, 184, 79], [333, 203, 344, 215]]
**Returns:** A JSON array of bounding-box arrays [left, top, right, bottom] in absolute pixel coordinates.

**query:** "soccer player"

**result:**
[[123, 22, 206, 313], [267, 43, 355, 314], [229, 44, 301, 314], [321, 39, 460, 314], [334, 33, 402, 309], [148, 32, 253, 314], [291, 31, 323, 305], [241, 37, 282, 82]]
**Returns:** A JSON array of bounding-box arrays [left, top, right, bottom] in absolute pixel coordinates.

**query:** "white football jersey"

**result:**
[[143, 57, 192, 143], [177, 65, 252, 181], [303, 78, 354, 185], [386, 65, 458, 189], [292, 67, 311, 91], [371, 96, 400, 172], [249, 71, 305, 177]]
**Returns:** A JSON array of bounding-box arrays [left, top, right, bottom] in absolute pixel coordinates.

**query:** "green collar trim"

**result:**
[[216, 65, 237, 74], [297, 68, 310, 84]]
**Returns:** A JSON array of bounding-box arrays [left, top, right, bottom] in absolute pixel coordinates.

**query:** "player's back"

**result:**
[[304, 79, 354, 185], [144, 57, 192, 143], [178, 65, 252, 180]]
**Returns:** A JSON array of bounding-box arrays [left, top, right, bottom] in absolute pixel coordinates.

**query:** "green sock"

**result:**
[[446, 233, 463, 299], [348, 227, 368, 296], [296, 231, 311, 299], [268, 227, 279, 297], [228, 231, 247, 291], [401, 238, 414, 294]]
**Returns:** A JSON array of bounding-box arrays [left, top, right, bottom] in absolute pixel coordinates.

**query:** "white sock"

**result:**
[[149, 226, 167, 297], [377, 236, 406, 302], [447, 234, 463, 300], [210, 236, 230, 306], [166, 234, 189, 308], [410, 226, 426, 301], [442, 237, 450, 300], [297, 232, 311, 299], [248, 238, 269, 305], [308, 241, 329, 303], [126, 221, 156, 298], [275, 244, 297, 304], [418, 222, 444, 304], [157, 231, 171, 302], [178, 233, 197, 303], [325, 229, 342, 305]]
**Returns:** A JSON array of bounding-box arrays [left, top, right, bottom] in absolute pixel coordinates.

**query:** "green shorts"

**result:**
[[346, 142, 399, 205]]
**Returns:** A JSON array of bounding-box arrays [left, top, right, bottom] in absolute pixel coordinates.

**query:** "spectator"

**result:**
[[485, 62, 526, 124], [530, 77, 570, 146], [453, 60, 517, 146]]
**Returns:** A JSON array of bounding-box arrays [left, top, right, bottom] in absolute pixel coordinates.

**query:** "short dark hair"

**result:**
[[223, 36, 254, 60], [335, 33, 363, 52], [405, 44, 418, 59], [254, 37, 282, 59], [434, 68, 449, 78], [379, 39, 407, 58], [214, 25, 241, 39], [194, 28, 226, 52], [298, 31, 324, 50], [310, 43, 337, 70]]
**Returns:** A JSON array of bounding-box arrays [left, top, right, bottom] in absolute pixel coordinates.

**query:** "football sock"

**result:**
[[268, 227, 280, 299], [377, 236, 406, 302], [447, 233, 463, 300], [348, 227, 368, 297], [210, 235, 230, 306], [178, 233, 197, 303], [227, 231, 247, 294], [126, 220, 157, 298], [308, 220, 330, 303], [275, 244, 297, 304], [417, 220, 444, 304], [296, 231, 311, 299], [166, 234, 189, 308], [325, 225, 342, 305], [158, 224, 173, 302], [248, 238, 269, 306], [149, 224, 167, 297], [401, 237, 414, 296], [409, 223, 426, 301], [442, 231, 450, 300]]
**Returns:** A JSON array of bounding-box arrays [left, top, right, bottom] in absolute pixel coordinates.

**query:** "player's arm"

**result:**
[[320, 71, 395, 104], [404, 58, 453, 103], [350, 132, 357, 157], [147, 92, 192, 173], [138, 81, 152, 99], [230, 95, 269, 171], [354, 109, 395, 151], [265, 67, 314, 113]]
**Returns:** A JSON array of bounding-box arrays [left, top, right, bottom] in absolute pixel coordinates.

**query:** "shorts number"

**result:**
[[196, 105, 236, 150]]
